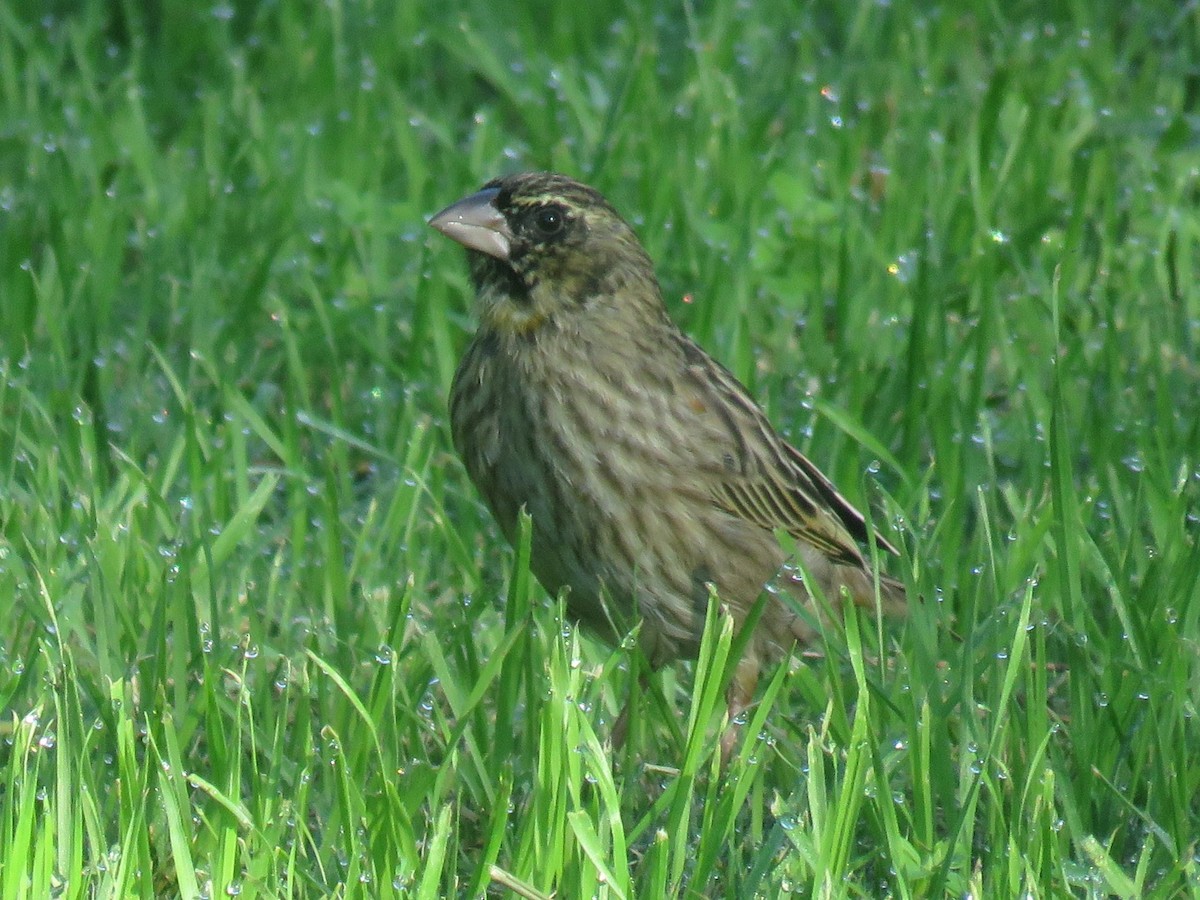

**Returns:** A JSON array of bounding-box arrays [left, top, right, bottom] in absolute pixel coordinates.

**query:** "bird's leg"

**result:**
[[611, 671, 650, 750], [721, 655, 759, 764]]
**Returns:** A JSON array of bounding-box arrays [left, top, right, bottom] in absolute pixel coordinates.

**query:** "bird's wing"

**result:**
[[675, 337, 897, 566]]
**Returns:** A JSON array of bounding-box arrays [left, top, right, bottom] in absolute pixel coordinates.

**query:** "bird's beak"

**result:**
[[428, 187, 512, 261]]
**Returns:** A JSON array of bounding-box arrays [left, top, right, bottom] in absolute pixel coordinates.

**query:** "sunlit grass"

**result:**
[[2, 1, 1199, 896]]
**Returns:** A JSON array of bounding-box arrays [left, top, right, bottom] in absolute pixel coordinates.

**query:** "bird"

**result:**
[[429, 172, 905, 759]]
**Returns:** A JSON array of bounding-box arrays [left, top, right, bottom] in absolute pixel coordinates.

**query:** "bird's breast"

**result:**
[[449, 327, 790, 662]]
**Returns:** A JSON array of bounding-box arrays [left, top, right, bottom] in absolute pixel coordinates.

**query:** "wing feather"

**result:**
[[676, 336, 897, 563]]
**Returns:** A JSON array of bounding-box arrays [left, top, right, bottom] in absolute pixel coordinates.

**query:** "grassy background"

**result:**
[[3, 0, 1199, 896]]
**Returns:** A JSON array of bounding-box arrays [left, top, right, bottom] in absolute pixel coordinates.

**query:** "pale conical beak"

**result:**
[[428, 187, 512, 261]]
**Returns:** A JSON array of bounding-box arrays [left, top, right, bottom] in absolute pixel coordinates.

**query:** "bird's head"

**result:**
[[429, 173, 659, 337]]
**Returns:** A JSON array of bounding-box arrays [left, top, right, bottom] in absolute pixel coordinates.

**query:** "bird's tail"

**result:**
[[791, 543, 906, 616], [869, 572, 907, 618], [771, 548, 906, 649]]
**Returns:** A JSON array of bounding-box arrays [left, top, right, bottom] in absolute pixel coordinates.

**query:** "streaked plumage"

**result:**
[[430, 172, 904, 755]]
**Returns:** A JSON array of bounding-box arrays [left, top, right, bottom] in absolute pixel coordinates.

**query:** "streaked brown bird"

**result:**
[[430, 172, 904, 758]]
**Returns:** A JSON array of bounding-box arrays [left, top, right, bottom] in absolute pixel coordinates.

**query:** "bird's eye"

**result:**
[[530, 205, 567, 239]]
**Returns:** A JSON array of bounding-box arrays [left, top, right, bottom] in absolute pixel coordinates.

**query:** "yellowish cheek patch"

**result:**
[[485, 301, 549, 336]]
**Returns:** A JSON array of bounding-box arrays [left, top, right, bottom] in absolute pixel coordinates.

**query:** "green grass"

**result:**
[[2, 0, 1199, 896]]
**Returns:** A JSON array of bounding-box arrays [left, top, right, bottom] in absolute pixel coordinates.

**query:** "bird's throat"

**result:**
[[484, 302, 550, 336]]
